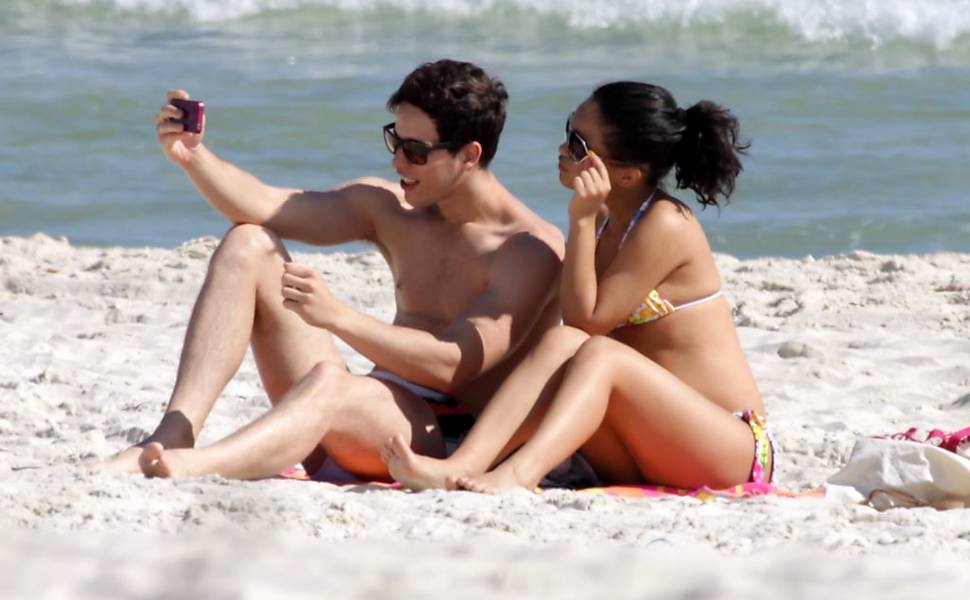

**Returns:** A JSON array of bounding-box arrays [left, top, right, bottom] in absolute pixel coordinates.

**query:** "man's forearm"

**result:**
[[183, 145, 287, 225], [327, 306, 465, 392]]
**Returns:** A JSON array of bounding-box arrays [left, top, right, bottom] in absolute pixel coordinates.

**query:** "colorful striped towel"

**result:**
[[579, 482, 820, 500], [278, 465, 819, 501]]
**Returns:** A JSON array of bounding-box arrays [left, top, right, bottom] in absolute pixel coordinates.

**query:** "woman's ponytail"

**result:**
[[673, 101, 749, 208]]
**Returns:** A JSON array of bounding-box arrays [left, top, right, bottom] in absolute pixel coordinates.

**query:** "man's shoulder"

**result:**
[[492, 217, 564, 274], [501, 197, 565, 260], [501, 225, 562, 256], [332, 177, 413, 228], [338, 177, 404, 204]]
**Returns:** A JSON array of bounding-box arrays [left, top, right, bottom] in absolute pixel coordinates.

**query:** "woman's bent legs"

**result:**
[[461, 336, 755, 492]]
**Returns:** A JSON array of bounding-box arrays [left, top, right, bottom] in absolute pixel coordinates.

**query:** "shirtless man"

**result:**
[[96, 59, 563, 481]]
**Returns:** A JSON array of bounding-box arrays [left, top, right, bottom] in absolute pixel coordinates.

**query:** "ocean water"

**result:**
[[1, 0, 969, 257]]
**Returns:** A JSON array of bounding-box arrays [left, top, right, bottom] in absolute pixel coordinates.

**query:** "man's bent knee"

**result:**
[[297, 361, 347, 406], [305, 360, 345, 386], [215, 224, 288, 269]]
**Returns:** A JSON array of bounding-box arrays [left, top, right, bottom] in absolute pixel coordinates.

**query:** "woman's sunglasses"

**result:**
[[565, 117, 638, 166], [383, 123, 461, 165], [565, 117, 591, 162]]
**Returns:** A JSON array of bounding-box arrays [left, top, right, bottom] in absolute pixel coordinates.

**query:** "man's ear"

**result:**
[[461, 142, 483, 169]]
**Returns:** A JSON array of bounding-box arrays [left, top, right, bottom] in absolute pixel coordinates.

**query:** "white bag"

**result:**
[[825, 437, 970, 510]]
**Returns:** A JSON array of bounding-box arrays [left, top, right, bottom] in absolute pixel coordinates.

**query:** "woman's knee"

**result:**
[[538, 324, 589, 354], [572, 335, 623, 372], [575, 334, 614, 356]]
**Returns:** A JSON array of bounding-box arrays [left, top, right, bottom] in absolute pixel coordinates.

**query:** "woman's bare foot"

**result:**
[[380, 434, 464, 491], [455, 463, 538, 495], [138, 442, 188, 479]]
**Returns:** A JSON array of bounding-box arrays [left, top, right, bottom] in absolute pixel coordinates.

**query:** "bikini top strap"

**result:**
[[595, 189, 658, 244], [619, 189, 657, 246], [595, 216, 609, 239]]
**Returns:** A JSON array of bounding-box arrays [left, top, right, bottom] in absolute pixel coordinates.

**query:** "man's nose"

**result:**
[[391, 147, 408, 172]]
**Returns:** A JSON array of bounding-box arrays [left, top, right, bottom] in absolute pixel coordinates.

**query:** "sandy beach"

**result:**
[[2, 233, 970, 598]]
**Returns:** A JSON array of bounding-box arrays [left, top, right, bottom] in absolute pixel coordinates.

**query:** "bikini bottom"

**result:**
[[733, 409, 775, 484]]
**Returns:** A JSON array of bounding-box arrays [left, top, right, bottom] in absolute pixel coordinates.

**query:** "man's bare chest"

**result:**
[[383, 232, 495, 322]]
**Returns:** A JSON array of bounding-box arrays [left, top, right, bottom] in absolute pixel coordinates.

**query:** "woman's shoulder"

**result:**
[[624, 195, 710, 263], [639, 194, 696, 233]]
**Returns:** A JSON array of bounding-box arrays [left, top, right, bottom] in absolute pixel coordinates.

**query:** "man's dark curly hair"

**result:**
[[387, 59, 508, 168]]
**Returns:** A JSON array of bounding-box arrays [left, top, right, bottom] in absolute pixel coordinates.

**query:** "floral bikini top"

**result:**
[[597, 191, 723, 328]]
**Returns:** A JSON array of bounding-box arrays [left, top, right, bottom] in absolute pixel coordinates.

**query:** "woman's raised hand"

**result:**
[[568, 152, 611, 222]]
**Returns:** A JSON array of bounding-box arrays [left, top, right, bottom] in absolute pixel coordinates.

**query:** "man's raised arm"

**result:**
[[157, 89, 396, 245]]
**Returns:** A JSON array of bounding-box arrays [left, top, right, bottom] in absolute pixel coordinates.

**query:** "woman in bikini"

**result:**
[[382, 80, 772, 492]]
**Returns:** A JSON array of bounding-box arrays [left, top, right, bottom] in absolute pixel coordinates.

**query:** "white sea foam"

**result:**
[[48, 0, 970, 49]]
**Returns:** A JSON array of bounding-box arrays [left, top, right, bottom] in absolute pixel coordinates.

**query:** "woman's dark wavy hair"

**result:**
[[591, 81, 749, 208], [388, 59, 508, 168]]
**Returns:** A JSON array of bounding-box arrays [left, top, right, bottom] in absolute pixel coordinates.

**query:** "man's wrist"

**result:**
[[325, 301, 355, 333], [180, 143, 208, 170]]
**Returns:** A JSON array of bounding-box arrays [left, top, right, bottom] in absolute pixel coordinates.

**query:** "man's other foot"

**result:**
[[138, 443, 188, 479], [85, 446, 145, 474]]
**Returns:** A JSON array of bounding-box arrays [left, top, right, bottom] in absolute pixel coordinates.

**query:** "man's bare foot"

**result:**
[[138, 442, 188, 479], [87, 417, 196, 474], [380, 434, 463, 491], [455, 464, 538, 495], [85, 446, 145, 474]]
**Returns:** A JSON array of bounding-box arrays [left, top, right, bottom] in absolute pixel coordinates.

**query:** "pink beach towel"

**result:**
[[578, 482, 819, 500], [277, 465, 818, 502]]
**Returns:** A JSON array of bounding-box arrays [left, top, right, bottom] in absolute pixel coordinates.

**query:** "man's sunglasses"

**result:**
[[383, 123, 461, 165]]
